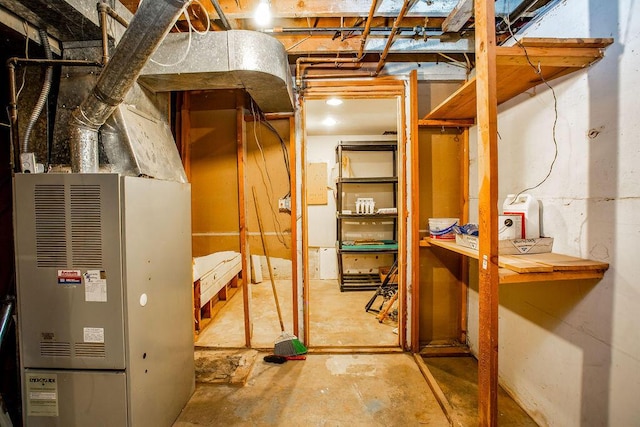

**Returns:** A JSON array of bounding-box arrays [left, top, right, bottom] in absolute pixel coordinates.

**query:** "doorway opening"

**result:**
[[302, 94, 404, 349]]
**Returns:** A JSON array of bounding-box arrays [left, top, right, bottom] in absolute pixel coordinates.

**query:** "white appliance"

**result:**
[[13, 173, 194, 426]]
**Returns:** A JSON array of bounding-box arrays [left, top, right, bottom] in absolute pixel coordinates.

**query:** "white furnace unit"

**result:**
[[13, 173, 194, 426]]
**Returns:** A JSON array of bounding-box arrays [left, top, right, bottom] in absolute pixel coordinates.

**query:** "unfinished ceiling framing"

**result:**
[[1, 0, 559, 83]]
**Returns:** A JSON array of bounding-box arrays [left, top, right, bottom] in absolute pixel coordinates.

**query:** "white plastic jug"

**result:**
[[503, 194, 540, 239]]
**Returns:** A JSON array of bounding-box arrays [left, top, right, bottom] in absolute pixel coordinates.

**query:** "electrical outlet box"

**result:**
[[278, 196, 291, 213], [20, 152, 44, 173]]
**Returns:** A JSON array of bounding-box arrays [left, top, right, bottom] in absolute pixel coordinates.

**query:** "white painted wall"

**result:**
[[467, 1, 640, 425], [306, 134, 398, 279]]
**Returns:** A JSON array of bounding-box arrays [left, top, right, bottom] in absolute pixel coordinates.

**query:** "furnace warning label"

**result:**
[[26, 373, 58, 417], [84, 270, 107, 302], [83, 327, 105, 343], [57, 269, 82, 285]]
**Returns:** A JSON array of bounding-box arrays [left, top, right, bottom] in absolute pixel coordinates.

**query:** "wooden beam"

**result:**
[[474, 0, 499, 426], [276, 35, 361, 54], [237, 92, 252, 348], [211, 0, 461, 18], [413, 354, 459, 426], [442, 0, 473, 32]]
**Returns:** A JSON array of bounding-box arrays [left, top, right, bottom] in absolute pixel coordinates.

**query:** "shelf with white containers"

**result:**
[[335, 141, 398, 291]]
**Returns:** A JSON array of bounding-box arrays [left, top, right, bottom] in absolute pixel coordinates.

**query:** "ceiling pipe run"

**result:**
[[98, 1, 130, 65], [374, 0, 416, 76], [295, 0, 379, 89], [69, 0, 188, 173]]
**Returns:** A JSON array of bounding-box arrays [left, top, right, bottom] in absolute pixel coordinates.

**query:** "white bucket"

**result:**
[[428, 218, 459, 240], [503, 194, 540, 239]]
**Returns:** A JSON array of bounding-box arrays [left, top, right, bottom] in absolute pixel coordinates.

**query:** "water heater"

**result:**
[[13, 173, 194, 426]]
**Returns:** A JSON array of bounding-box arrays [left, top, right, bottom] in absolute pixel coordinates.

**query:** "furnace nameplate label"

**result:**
[[83, 327, 105, 343], [84, 269, 107, 302], [26, 373, 59, 417]]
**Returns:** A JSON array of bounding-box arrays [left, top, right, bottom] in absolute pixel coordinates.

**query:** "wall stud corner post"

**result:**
[[475, 0, 499, 425]]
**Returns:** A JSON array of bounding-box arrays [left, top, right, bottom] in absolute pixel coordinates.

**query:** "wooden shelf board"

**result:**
[[423, 238, 609, 283], [423, 38, 613, 121], [418, 119, 475, 128]]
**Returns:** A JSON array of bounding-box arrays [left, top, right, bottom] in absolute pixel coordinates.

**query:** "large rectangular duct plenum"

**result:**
[[139, 30, 294, 114]]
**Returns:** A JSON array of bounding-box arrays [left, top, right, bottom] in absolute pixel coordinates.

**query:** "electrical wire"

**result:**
[[504, 12, 559, 203], [437, 52, 471, 72], [15, 21, 30, 102], [249, 101, 289, 248], [149, 0, 210, 67], [252, 101, 292, 196]]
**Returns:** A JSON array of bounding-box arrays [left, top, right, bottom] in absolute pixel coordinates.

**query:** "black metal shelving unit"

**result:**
[[335, 141, 398, 291]]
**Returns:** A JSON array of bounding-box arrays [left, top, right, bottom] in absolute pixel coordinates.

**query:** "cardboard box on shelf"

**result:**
[[455, 234, 554, 255]]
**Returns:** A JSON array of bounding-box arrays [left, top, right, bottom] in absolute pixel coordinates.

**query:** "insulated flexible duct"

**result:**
[[69, 0, 188, 173], [21, 29, 53, 154]]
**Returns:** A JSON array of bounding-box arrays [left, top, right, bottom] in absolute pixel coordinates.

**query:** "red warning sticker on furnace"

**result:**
[[57, 270, 82, 285]]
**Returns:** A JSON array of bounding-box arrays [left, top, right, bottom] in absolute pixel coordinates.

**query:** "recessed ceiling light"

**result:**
[[322, 117, 337, 126], [326, 98, 343, 106]]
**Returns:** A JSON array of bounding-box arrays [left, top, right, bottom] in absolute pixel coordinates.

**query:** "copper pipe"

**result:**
[[358, 0, 380, 58], [295, 0, 410, 88], [98, 2, 131, 65], [303, 72, 376, 80], [99, 3, 110, 64], [297, 62, 365, 83], [295, 57, 368, 88], [103, 3, 130, 28], [295, 0, 379, 89], [374, 0, 414, 76]]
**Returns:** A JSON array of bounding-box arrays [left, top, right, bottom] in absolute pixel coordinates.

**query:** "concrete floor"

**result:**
[[189, 279, 536, 426], [174, 353, 450, 426], [195, 279, 398, 348], [423, 356, 538, 426]]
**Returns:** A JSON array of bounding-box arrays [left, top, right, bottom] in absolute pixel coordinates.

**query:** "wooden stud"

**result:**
[[474, 0, 499, 425], [290, 116, 299, 337], [301, 97, 311, 346], [460, 128, 470, 344], [237, 91, 252, 348], [410, 70, 421, 353], [397, 81, 408, 351]]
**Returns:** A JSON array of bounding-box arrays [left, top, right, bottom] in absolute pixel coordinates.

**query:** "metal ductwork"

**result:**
[[69, 0, 188, 173], [139, 30, 294, 114]]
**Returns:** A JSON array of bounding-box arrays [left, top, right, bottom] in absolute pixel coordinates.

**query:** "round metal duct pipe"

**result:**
[[69, 0, 188, 173]]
